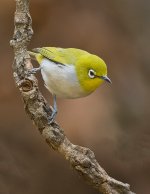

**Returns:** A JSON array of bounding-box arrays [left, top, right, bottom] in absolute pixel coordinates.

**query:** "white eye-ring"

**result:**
[[88, 69, 95, 79]]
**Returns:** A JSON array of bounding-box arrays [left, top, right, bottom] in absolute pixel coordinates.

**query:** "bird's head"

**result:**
[[76, 54, 111, 94]]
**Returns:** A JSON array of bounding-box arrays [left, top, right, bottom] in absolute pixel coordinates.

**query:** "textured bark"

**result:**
[[10, 0, 135, 194]]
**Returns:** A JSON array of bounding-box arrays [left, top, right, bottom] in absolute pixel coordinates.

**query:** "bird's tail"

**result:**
[[28, 49, 43, 64], [28, 51, 37, 61]]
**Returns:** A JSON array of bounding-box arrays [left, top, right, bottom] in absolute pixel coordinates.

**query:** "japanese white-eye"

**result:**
[[29, 47, 111, 123]]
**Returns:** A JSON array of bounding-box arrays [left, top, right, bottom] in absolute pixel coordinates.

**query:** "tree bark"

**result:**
[[10, 0, 135, 193]]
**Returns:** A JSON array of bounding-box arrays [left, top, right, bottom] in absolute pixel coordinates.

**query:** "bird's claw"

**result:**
[[27, 67, 41, 75], [48, 109, 57, 124], [48, 116, 54, 124]]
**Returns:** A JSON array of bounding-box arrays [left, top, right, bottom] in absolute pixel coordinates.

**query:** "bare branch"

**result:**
[[10, 0, 135, 193]]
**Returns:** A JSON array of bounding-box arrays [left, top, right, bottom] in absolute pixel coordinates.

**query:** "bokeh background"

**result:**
[[0, 0, 150, 193]]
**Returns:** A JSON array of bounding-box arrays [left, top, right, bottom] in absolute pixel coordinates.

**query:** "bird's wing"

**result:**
[[32, 47, 89, 65]]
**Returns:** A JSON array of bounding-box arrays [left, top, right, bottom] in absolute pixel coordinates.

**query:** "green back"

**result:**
[[34, 47, 89, 65]]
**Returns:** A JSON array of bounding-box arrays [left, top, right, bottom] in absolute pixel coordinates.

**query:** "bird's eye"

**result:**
[[88, 69, 95, 79]]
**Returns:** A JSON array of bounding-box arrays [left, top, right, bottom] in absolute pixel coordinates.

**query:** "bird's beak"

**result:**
[[100, 75, 112, 84]]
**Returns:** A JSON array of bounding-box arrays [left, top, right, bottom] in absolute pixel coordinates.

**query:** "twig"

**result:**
[[10, 0, 135, 193]]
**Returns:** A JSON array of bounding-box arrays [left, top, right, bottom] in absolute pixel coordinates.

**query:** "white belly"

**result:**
[[40, 59, 85, 98]]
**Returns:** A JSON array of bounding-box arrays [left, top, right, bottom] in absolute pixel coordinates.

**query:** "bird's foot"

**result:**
[[48, 108, 58, 124], [28, 67, 41, 75]]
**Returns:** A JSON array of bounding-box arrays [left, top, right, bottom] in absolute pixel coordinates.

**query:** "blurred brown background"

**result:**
[[0, 0, 150, 193]]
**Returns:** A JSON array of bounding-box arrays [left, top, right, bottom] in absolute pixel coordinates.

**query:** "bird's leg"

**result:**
[[48, 94, 58, 124], [28, 66, 42, 75]]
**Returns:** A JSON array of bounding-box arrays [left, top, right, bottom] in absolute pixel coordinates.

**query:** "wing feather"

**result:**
[[32, 47, 89, 66]]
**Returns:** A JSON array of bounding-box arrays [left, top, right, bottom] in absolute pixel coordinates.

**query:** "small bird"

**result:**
[[29, 47, 111, 123]]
